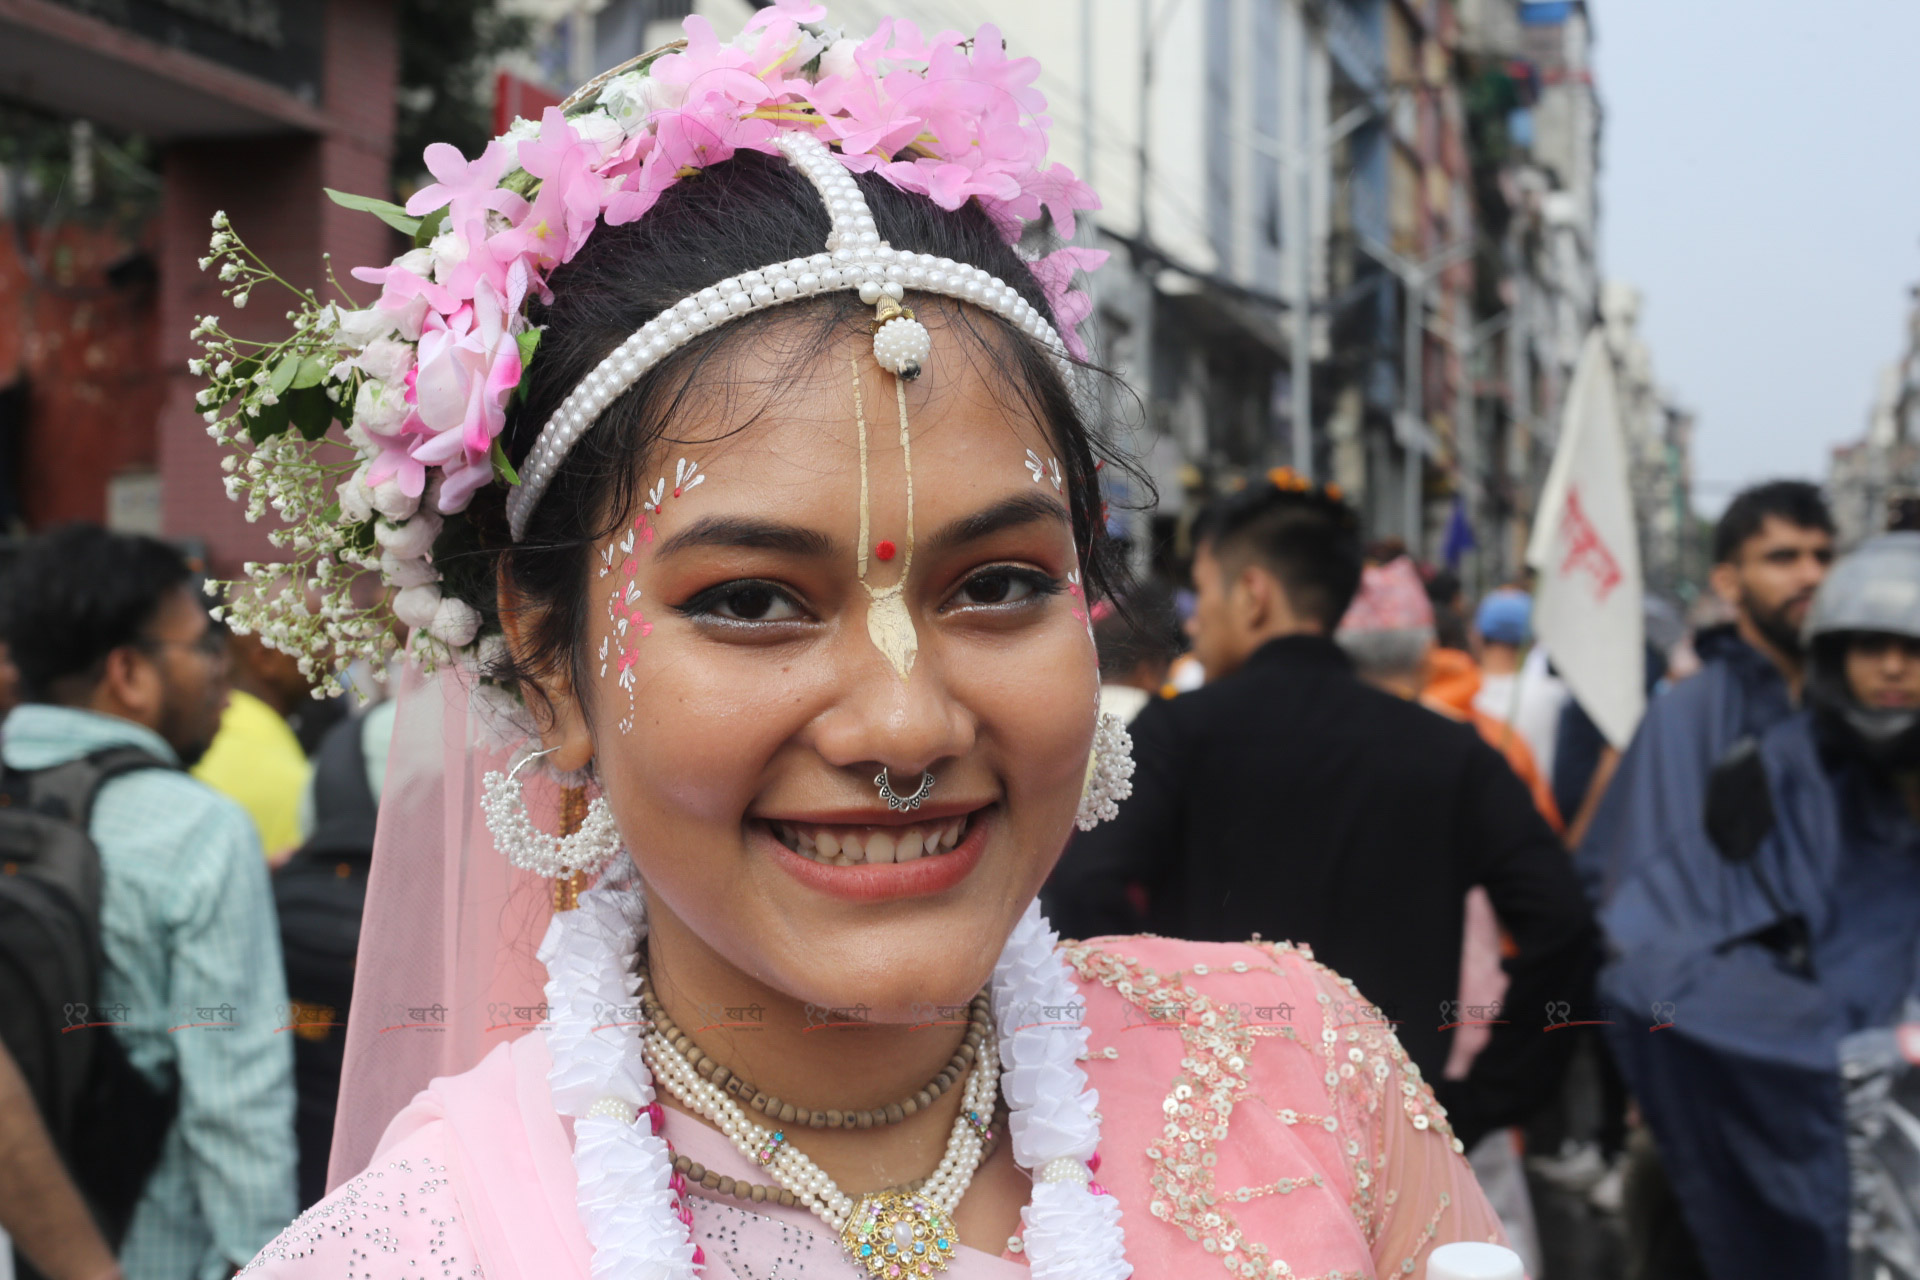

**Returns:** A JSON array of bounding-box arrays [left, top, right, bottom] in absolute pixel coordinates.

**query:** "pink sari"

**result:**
[[243, 936, 1503, 1279]]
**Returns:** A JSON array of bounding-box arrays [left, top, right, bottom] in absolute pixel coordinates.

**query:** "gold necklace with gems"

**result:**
[[640, 1012, 1000, 1277]]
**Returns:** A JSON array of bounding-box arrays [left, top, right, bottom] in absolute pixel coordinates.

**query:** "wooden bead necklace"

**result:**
[[638, 984, 991, 1131]]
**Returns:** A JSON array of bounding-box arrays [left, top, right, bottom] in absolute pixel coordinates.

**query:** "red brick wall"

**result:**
[[157, 0, 397, 575], [0, 219, 166, 527]]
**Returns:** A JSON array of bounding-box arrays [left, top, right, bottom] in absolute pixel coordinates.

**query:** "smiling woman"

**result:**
[[218, 5, 1509, 1279]]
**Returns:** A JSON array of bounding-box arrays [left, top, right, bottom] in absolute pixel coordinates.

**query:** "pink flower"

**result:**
[[650, 89, 781, 175], [405, 280, 523, 513], [507, 109, 613, 267], [1030, 247, 1108, 361], [361, 419, 426, 499], [406, 139, 530, 230]]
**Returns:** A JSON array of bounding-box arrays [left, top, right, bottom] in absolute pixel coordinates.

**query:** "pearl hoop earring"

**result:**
[[481, 747, 623, 880], [1074, 713, 1136, 831]]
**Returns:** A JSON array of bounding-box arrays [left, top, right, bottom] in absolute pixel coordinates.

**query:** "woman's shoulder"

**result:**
[[240, 1115, 483, 1279], [1062, 933, 1372, 1018], [1058, 931, 1463, 1154]]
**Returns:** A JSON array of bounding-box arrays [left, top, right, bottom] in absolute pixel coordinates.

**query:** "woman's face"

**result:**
[[536, 318, 1098, 1018]]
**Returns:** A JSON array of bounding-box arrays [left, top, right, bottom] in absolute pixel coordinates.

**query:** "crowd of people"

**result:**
[[0, 468, 1914, 1280]]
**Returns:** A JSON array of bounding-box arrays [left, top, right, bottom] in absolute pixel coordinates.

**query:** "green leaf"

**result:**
[[268, 354, 299, 396], [246, 397, 293, 444], [286, 385, 335, 440], [412, 205, 449, 250], [290, 355, 329, 390], [345, 519, 377, 555], [509, 328, 542, 406], [491, 438, 521, 487], [324, 187, 422, 236]]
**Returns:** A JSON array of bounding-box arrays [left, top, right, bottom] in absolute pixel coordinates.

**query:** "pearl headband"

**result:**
[[505, 130, 1077, 541]]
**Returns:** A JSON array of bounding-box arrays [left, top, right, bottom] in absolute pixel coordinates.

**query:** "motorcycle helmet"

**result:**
[[1803, 531, 1920, 770]]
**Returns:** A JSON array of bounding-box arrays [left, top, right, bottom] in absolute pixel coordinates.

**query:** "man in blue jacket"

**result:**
[[1599, 532, 1920, 1280], [1577, 481, 1834, 902]]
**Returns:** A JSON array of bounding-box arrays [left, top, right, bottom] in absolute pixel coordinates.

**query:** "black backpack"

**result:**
[[0, 745, 181, 1258], [273, 712, 379, 1208]]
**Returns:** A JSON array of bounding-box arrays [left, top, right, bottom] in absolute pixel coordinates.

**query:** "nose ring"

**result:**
[[874, 768, 935, 812]]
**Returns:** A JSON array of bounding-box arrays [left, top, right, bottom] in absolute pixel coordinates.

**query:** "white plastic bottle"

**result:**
[[1425, 1241, 1526, 1279]]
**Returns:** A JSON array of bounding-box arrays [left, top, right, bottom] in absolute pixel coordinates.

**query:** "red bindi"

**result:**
[[875, 540, 897, 562]]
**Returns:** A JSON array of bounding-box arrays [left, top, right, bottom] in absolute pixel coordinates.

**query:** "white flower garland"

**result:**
[[537, 859, 1130, 1279]]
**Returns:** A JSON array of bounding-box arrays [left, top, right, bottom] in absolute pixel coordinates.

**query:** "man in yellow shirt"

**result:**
[[193, 628, 312, 862]]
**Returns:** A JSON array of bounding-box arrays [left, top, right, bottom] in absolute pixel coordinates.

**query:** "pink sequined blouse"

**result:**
[[242, 936, 1505, 1280]]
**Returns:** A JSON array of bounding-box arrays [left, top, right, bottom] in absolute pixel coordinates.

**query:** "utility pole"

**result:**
[[1288, 3, 1313, 480]]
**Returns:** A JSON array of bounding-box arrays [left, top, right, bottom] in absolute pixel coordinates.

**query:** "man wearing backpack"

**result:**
[[1, 525, 294, 1280]]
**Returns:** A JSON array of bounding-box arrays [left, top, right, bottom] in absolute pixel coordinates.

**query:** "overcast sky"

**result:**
[[1594, 0, 1920, 515]]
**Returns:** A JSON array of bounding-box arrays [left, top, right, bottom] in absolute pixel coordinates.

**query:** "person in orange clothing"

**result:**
[[1425, 645, 1564, 834]]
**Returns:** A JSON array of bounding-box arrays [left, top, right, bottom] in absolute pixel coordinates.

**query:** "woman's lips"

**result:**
[[758, 807, 991, 903]]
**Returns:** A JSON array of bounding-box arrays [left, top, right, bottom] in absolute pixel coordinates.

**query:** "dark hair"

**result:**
[[1713, 480, 1834, 564], [1192, 483, 1363, 630], [1094, 581, 1183, 680], [6, 523, 193, 702], [452, 150, 1130, 719]]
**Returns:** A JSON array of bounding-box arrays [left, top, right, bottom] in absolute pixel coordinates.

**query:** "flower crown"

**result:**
[[195, 0, 1104, 687]]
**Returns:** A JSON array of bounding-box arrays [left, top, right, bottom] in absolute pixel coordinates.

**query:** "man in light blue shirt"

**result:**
[[3, 525, 295, 1280]]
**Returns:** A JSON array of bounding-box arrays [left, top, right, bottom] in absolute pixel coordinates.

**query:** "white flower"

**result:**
[[196, 389, 215, 406], [819, 37, 861, 82], [232, 291, 249, 309], [596, 73, 655, 134], [379, 550, 438, 588], [392, 584, 443, 631], [219, 262, 239, 281], [789, 26, 831, 72], [374, 509, 442, 559], [428, 229, 469, 285], [353, 379, 409, 434], [356, 338, 413, 386], [429, 596, 481, 647], [571, 108, 625, 158], [203, 410, 220, 424], [337, 473, 374, 523], [369, 475, 422, 522], [197, 256, 212, 271], [396, 247, 434, 278], [216, 360, 232, 377], [333, 304, 400, 348], [496, 115, 544, 171], [211, 209, 229, 229]]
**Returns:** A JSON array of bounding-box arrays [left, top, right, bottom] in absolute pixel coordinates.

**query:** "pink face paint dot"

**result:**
[[622, 558, 638, 577], [875, 539, 897, 561]]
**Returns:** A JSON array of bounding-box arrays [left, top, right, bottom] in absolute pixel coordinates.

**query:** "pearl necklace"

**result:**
[[537, 864, 1132, 1279], [644, 1021, 998, 1274]]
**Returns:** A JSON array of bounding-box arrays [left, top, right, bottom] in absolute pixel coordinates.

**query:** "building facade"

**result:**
[[0, 0, 398, 572]]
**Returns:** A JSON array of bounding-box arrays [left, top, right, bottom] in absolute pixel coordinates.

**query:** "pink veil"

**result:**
[[326, 664, 565, 1190]]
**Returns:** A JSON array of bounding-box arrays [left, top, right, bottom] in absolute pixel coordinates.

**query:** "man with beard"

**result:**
[[1577, 480, 1834, 901], [0, 526, 294, 1280], [1572, 481, 1832, 1278]]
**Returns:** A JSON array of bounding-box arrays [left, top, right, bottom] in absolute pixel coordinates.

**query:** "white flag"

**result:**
[[1525, 328, 1646, 749]]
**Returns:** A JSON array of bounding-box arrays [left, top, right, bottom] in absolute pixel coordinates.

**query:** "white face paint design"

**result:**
[[601, 457, 706, 733], [1024, 447, 1062, 492], [851, 360, 919, 681]]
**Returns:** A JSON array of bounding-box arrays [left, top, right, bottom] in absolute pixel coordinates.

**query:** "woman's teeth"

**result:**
[[771, 817, 968, 866]]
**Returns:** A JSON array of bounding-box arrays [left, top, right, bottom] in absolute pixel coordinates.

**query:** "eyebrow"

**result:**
[[653, 516, 839, 561], [925, 492, 1072, 556]]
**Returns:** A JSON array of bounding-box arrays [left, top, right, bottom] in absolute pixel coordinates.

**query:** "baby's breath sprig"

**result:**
[[194, 210, 404, 693]]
